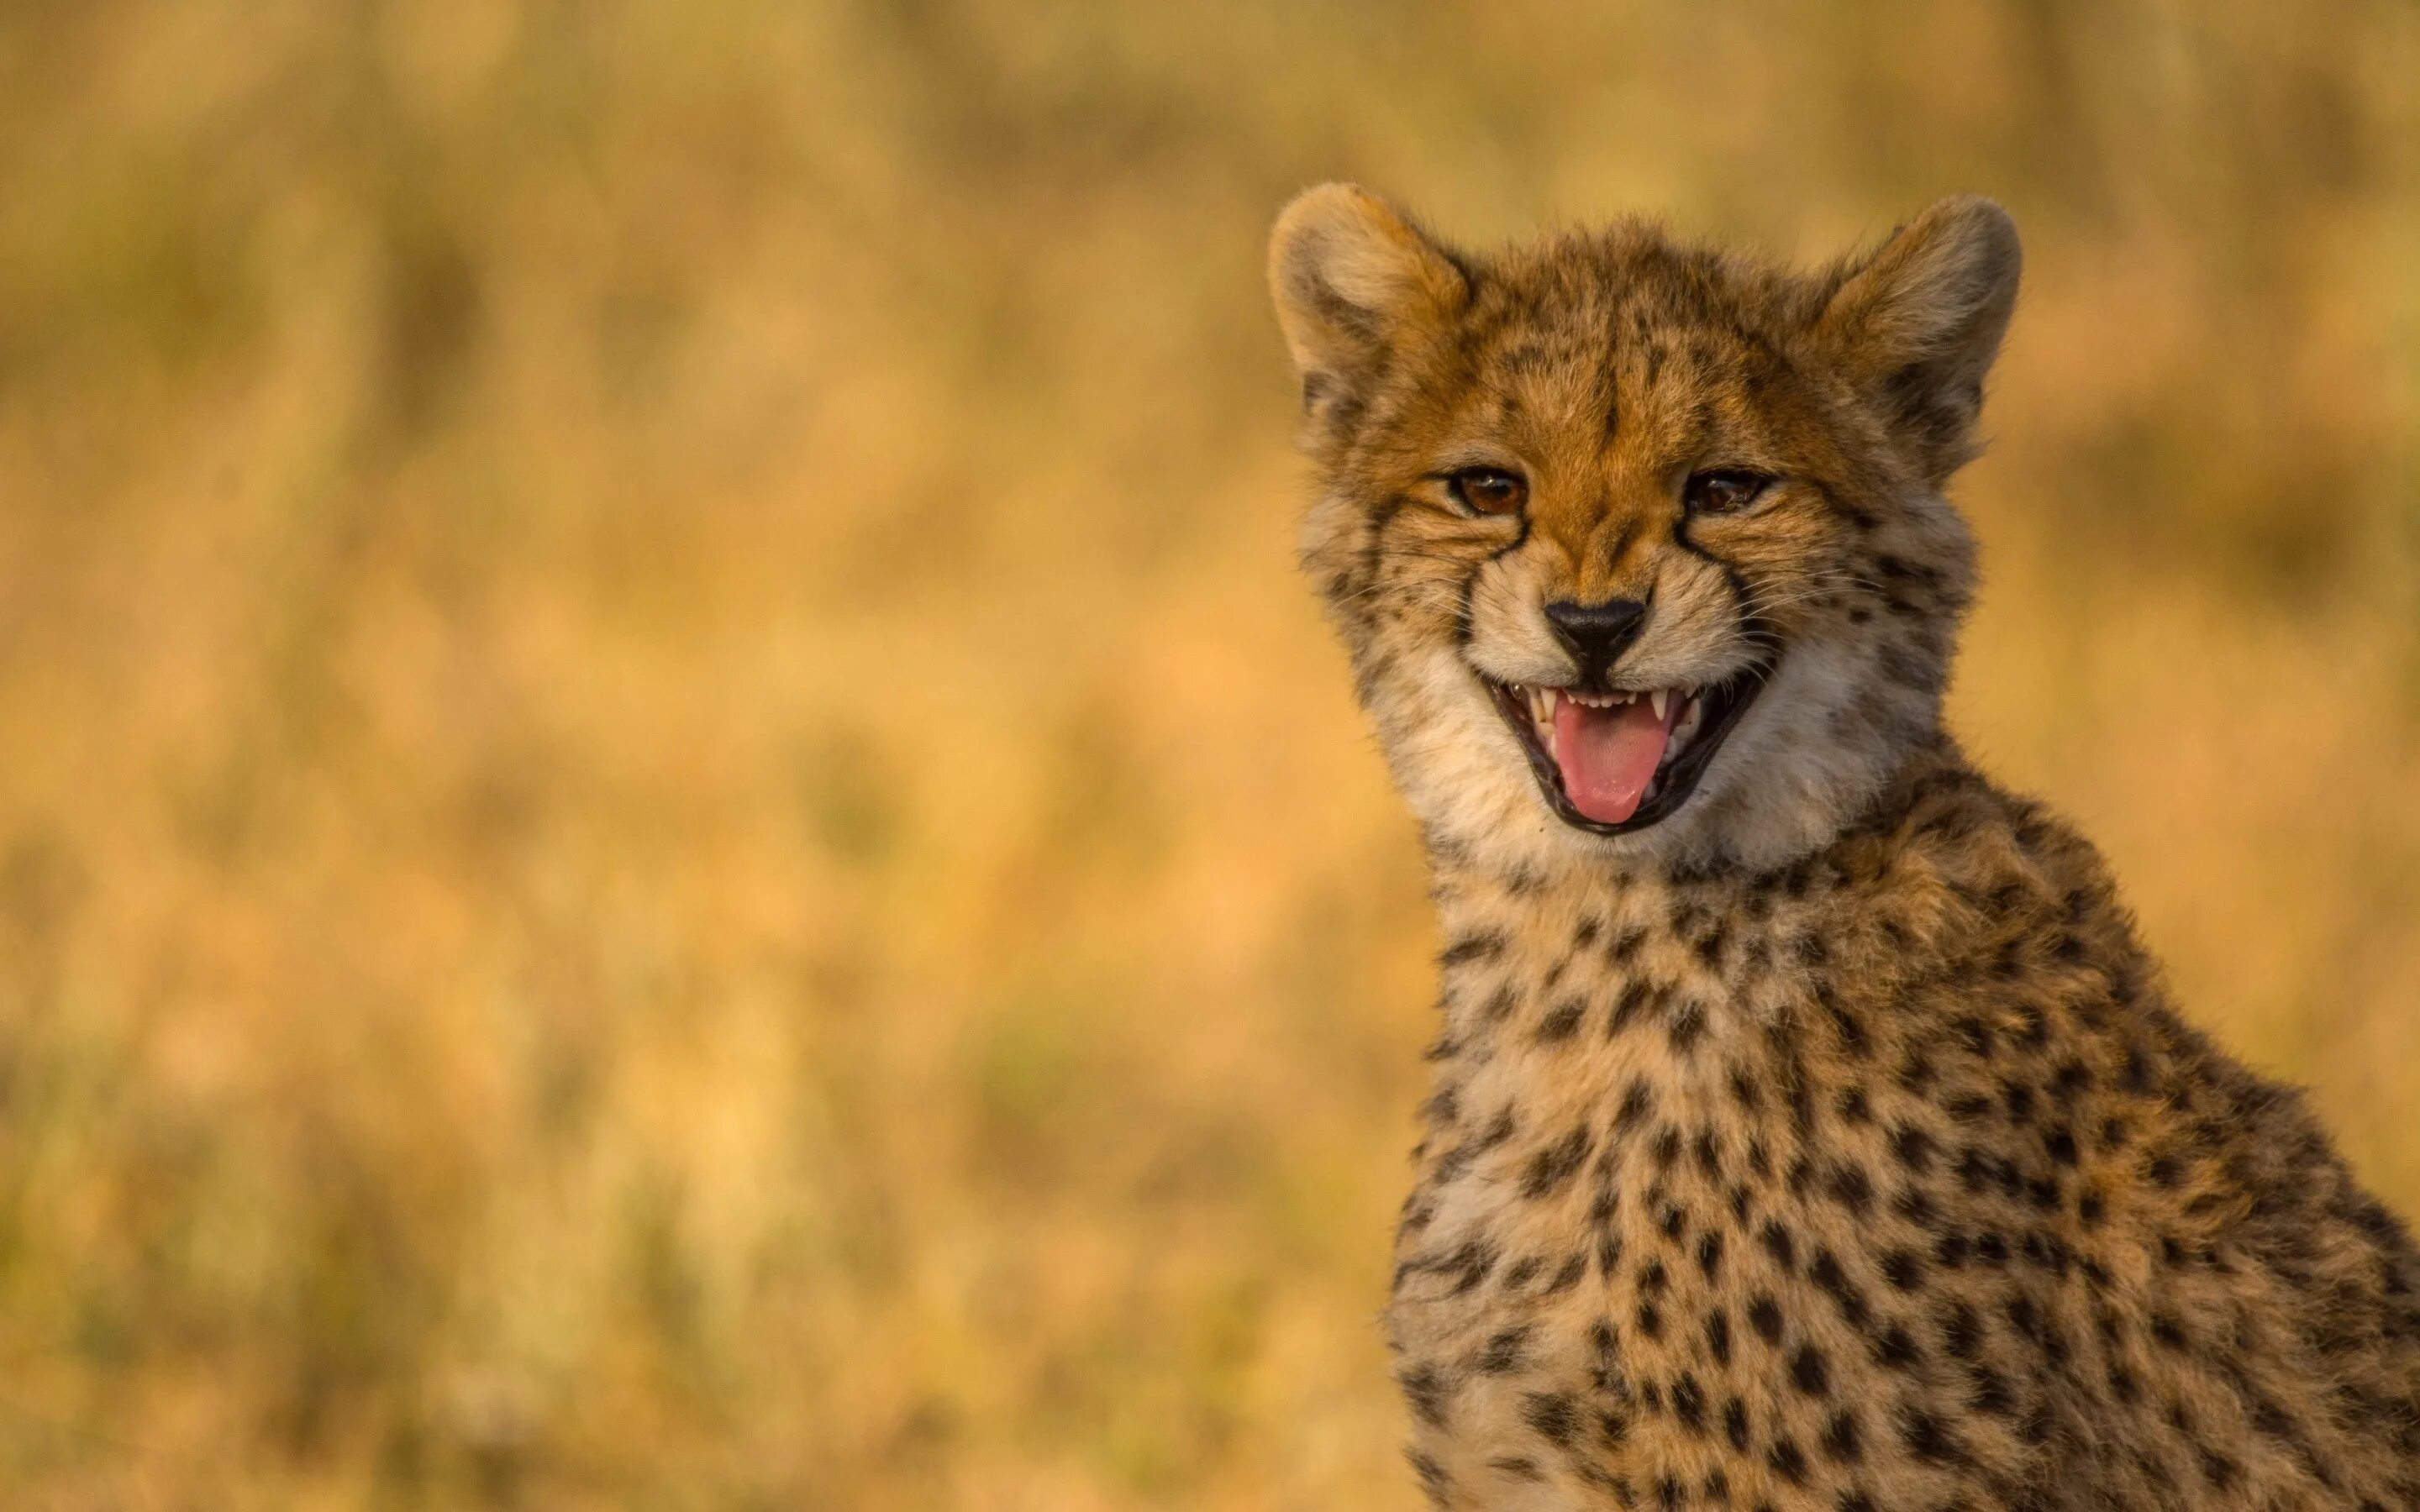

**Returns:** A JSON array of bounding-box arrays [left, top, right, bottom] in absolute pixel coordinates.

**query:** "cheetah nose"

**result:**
[[1543, 597, 1649, 681]]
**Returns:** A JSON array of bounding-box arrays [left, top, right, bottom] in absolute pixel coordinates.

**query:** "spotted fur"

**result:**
[[1268, 186, 2420, 1509]]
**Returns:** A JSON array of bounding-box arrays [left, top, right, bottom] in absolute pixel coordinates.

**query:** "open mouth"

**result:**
[[1481, 658, 1774, 834]]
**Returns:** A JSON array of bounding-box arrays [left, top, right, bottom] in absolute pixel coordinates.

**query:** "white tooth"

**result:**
[[1649, 689, 1670, 721]]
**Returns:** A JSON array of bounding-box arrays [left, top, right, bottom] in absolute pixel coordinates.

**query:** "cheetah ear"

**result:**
[[1267, 183, 1470, 435], [1817, 196, 2022, 483]]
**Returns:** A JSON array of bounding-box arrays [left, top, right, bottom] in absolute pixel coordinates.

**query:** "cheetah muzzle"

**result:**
[[1481, 650, 1776, 834]]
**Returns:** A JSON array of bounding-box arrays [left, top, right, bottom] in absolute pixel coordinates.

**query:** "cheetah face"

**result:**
[[1270, 187, 2019, 870]]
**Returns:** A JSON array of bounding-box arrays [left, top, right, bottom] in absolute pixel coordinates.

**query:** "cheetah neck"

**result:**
[[1414, 736, 2088, 1097]]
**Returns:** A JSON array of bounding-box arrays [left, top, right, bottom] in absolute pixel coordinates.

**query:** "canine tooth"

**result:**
[[1649, 688, 1670, 721]]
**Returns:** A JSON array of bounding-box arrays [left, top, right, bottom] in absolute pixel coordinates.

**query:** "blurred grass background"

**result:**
[[0, 1, 2416, 1506]]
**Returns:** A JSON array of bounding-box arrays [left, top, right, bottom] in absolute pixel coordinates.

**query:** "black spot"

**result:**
[[1668, 997, 1708, 1053], [1697, 1231, 1725, 1280], [1822, 1409, 1861, 1462], [1791, 1346, 1829, 1396], [2043, 1126, 2079, 1165], [1637, 1301, 1663, 1339], [1707, 1310, 1732, 1365], [1609, 979, 1664, 1035], [1828, 1164, 1874, 1215], [1874, 1325, 1920, 1369], [1521, 1125, 1595, 1199], [1768, 1436, 1808, 1484], [1760, 1222, 1796, 1273], [1673, 1373, 1707, 1432], [1942, 1302, 1982, 1359], [1821, 995, 1872, 1058], [1407, 1449, 1450, 1506], [1694, 919, 1729, 967], [1476, 1326, 1532, 1373], [1749, 1295, 1783, 1343], [2004, 1295, 2042, 1346], [1440, 932, 1505, 968], [1400, 1364, 1454, 1427], [1693, 1129, 1724, 1179], [1891, 1126, 1935, 1173], [1724, 1397, 1750, 1450], [1881, 1249, 1924, 1291], [1523, 1390, 1580, 1446], [1615, 1079, 1655, 1131], [1968, 1363, 2014, 1415], [1897, 1403, 1955, 1461], [1537, 1000, 1586, 1042], [1809, 1249, 1872, 1329], [1652, 1126, 1683, 1169]]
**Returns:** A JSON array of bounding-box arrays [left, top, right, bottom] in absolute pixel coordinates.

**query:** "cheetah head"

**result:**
[[1268, 186, 2018, 874]]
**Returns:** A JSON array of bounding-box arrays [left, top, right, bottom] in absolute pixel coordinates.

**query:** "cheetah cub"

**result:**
[[1267, 186, 2420, 1510]]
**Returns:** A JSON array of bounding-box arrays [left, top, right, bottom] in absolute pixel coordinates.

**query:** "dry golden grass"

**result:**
[[0, 2, 2415, 1506]]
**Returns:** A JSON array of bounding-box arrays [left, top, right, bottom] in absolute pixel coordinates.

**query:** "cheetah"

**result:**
[[1265, 185, 2420, 1510]]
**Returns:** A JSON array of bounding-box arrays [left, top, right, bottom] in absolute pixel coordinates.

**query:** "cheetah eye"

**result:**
[[1682, 470, 1773, 516], [1448, 467, 1528, 517]]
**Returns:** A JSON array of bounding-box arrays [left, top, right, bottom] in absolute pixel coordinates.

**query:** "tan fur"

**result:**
[[1269, 186, 2420, 1510]]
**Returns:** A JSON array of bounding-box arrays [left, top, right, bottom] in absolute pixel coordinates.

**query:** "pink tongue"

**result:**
[[1552, 696, 1677, 825]]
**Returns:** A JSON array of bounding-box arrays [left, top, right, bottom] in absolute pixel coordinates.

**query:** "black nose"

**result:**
[[1543, 597, 1649, 680]]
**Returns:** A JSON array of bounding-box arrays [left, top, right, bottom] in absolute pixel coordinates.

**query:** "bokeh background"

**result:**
[[2, 1, 2416, 1506]]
